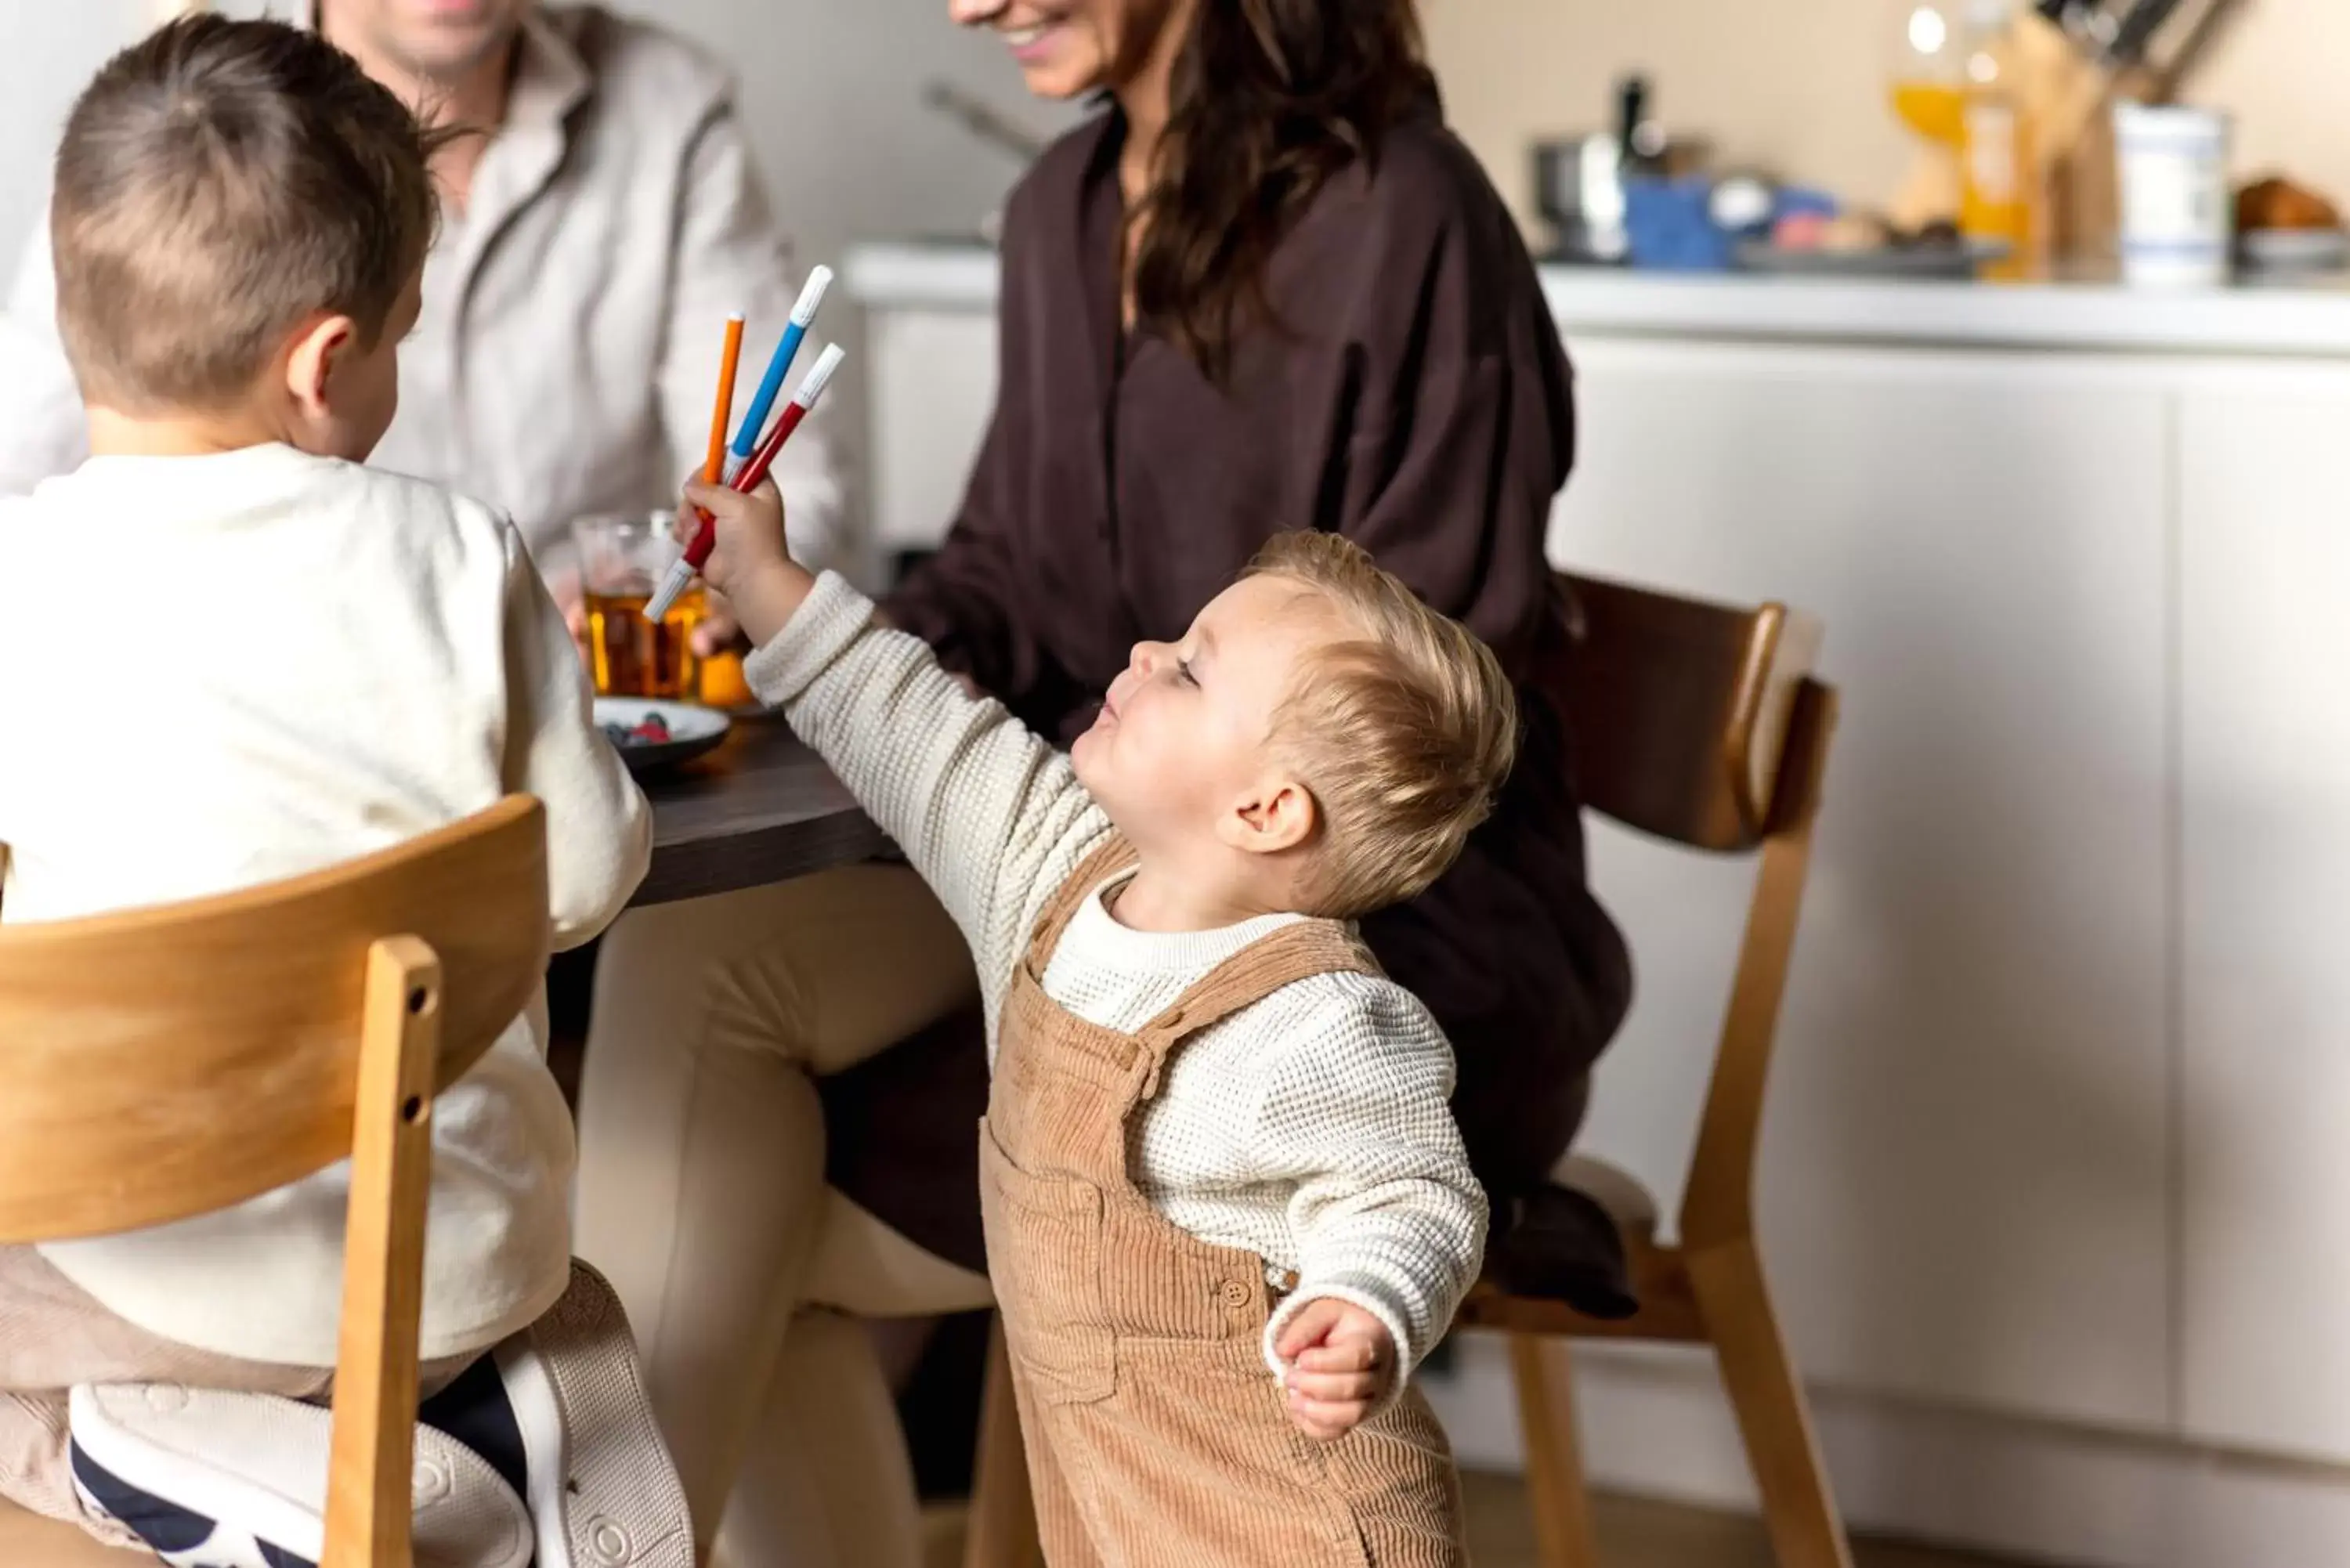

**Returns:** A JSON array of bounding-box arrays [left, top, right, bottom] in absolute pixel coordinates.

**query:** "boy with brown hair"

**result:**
[[686, 474, 1512, 1566], [0, 17, 684, 1566]]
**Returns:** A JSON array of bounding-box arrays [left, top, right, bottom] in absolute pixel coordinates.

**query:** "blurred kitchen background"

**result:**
[[12, 0, 2345, 334]]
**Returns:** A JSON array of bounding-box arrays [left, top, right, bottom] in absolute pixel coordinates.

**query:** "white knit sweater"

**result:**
[[745, 573, 1487, 1383], [0, 444, 651, 1366]]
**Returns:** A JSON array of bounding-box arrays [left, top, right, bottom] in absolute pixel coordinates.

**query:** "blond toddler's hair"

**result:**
[[1246, 531, 1519, 919]]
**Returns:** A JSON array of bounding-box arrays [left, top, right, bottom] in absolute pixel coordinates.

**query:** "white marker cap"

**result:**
[[789, 266, 834, 328], [642, 558, 696, 623], [789, 343, 848, 410]]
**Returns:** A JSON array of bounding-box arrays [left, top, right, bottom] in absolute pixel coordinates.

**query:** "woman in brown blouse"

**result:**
[[868, 0, 1632, 1255], [580, 2, 1632, 1564]]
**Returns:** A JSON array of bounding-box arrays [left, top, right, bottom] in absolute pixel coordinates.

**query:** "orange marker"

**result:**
[[645, 344, 845, 622], [703, 314, 745, 485]]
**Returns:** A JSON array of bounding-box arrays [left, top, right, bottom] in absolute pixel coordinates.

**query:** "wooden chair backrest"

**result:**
[[0, 796, 548, 1242], [1548, 573, 1826, 853], [0, 796, 549, 1566], [1548, 575, 1836, 1248]]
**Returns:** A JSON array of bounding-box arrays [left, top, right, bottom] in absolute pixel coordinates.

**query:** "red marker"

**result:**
[[645, 341, 846, 621]]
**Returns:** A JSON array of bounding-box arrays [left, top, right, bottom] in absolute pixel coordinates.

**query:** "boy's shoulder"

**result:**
[[250, 457, 524, 587], [1222, 966, 1458, 1129], [4, 447, 514, 548], [1242, 961, 1453, 1070], [330, 461, 517, 552]]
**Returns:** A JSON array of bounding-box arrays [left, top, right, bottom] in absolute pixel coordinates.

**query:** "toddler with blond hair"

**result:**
[[687, 474, 1517, 1568]]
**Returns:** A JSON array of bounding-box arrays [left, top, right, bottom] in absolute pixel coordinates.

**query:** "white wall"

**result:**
[[0, 1, 1067, 269], [0, 2, 164, 265], [609, 0, 1071, 275]]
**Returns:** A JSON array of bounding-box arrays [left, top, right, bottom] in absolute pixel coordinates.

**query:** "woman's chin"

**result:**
[[1016, 62, 1104, 101]]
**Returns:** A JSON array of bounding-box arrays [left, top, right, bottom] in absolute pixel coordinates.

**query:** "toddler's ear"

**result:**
[[1220, 771, 1318, 859]]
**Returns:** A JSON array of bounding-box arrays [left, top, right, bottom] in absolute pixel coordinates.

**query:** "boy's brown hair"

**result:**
[[1247, 531, 1520, 919], [50, 15, 453, 414]]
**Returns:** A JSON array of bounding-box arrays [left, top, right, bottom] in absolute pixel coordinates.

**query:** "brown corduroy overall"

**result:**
[[983, 840, 1466, 1568]]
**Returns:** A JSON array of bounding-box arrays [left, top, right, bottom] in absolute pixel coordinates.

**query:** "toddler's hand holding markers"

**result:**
[[674, 478, 810, 649], [642, 276, 840, 626]]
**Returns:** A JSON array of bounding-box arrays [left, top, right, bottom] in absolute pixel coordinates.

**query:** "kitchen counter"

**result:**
[[844, 240, 2350, 358]]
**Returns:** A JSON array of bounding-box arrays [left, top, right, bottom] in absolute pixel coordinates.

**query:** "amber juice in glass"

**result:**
[[573, 515, 707, 699]]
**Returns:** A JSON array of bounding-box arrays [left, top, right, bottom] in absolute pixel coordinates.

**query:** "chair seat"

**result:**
[[0, 1498, 146, 1566]]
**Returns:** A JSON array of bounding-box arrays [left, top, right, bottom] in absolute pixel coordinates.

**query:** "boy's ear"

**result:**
[[1217, 771, 1319, 858], [282, 312, 356, 421]]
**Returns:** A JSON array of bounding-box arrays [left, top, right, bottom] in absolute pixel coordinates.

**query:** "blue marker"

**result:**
[[725, 265, 833, 482]]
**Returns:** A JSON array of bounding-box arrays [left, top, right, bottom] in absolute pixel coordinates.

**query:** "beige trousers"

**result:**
[[573, 865, 992, 1568]]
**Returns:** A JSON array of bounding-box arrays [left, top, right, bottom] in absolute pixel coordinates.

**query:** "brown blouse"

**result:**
[[839, 101, 1630, 1268]]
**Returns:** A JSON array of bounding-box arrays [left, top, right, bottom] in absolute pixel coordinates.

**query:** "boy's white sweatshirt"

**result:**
[[0, 444, 649, 1365]]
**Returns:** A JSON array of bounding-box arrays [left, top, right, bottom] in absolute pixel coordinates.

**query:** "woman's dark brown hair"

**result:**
[[1133, 0, 1434, 383]]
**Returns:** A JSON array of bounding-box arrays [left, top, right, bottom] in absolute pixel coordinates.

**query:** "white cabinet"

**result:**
[[2178, 370, 2350, 1463], [865, 307, 997, 557], [1553, 338, 2175, 1429]]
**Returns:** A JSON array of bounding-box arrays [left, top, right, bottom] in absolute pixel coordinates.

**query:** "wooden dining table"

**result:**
[[631, 707, 888, 906]]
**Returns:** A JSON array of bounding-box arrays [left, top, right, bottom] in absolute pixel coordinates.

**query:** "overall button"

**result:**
[[1218, 1280, 1253, 1309]]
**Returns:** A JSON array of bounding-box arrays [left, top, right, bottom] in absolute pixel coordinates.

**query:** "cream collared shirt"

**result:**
[[0, 3, 844, 578]]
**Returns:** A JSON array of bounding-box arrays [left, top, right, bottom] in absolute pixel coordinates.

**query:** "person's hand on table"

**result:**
[[676, 479, 810, 647], [1274, 1298, 1397, 1440], [689, 589, 746, 659]]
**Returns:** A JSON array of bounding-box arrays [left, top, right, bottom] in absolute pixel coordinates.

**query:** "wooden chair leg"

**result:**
[[324, 936, 441, 1568], [1509, 1334, 1603, 1568], [963, 1317, 1040, 1568], [1687, 1241, 1853, 1568]]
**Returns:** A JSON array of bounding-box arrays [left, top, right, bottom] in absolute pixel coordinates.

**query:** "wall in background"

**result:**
[[13, 5, 2346, 291], [603, 0, 1069, 276], [0, 2, 1064, 274], [0, 2, 159, 269], [1423, 0, 2350, 243]]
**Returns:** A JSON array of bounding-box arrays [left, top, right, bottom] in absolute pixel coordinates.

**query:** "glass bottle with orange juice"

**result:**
[[1889, 0, 2037, 274], [1957, 0, 2035, 275], [1892, 3, 1969, 154]]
